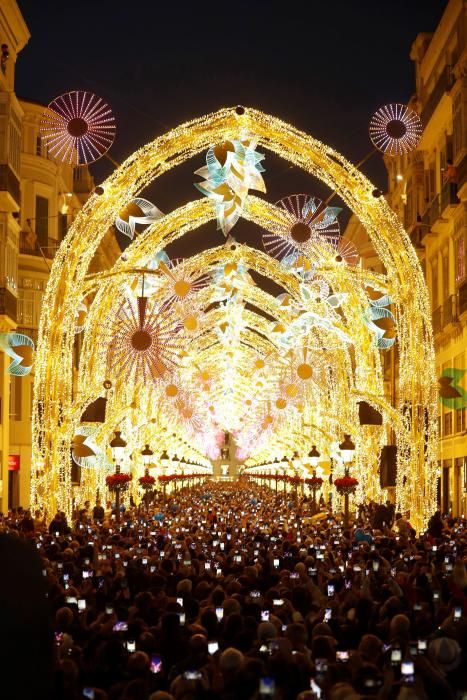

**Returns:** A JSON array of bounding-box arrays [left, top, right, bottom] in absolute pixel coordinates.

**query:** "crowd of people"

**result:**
[[0, 481, 466, 700]]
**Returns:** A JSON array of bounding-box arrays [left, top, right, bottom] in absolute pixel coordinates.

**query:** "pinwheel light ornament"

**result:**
[[40, 90, 116, 166], [194, 135, 266, 235], [0, 332, 34, 376], [363, 288, 397, 350], [115, 198, 163, 240], [369, 103, 422, 156], [71, 431, 97, 468]]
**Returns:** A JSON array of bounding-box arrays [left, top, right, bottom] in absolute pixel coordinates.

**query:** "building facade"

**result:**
[[346, 0, 467, 515], [0, 0, 119, 512]]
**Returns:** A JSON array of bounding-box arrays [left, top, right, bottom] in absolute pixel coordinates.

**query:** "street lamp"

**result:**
[[308, 445, 321, 514], [159, 450, 170, 502], [338, 434, 355, 527], [308, 445, 320, 469], [140, 444, 154, 511], [339, 434, 355, 465], [109, 431, 128, 523]]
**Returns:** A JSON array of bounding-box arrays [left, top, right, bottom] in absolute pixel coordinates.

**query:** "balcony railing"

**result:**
[[440, 180, 460, 212], [408, 224, 425, 249], [0, 164, 20, 205], [422, 194, 440, 229], [0, 288, 17, 320], [459, 281, 467, 315], [432, 305, 442, 334], [19, 232, 58, 259], [421, 65, 454, 126], [457, 152, 467, 190], [443, 294, 458, 326], [16, 326, 38, 345]]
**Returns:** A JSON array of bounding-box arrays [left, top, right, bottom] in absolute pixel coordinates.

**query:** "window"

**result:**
[[9, 376, 22, 421], [456, 408, 465, 433], [431, 258, 439, 309], [36, 134, 42, 156], [444, 411, 453, 436], [455, 235, 466, 284], [58, 212, 68, 241], [442, 253, 449, 300], [35, 195, 49, 247]]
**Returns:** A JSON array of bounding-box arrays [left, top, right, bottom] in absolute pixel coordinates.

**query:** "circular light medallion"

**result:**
[[369, 103, 422, 156]]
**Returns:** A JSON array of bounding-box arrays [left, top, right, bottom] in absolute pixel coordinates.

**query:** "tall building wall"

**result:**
[[345, 0, 467, 515]]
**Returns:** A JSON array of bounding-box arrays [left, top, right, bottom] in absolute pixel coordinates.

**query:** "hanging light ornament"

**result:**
[[115, 198, 163, 240], [194, 135, 266, 235], [369, 104, 422, 156], [40, 90, 116, 165], [0, 332, 34, 376], [363, 289, 397, 349]]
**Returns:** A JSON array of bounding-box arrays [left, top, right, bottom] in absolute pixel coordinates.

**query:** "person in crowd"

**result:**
[[1, 481, 466, 699]]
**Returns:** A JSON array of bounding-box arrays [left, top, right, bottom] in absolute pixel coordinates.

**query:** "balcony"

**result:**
[[421, 194, 440, 229], [16, 327, 38, 345], [19, 232, 58, 259], [440, 180, 460, 214], [0, 164, 20, 209], [432, 305, 442, 334], [0, 288, 17, 321], [408, 224, 425, 250], [457, 152, 467, 199], [421, 65, 454, 127], [459, 281, 467, 316], [442, 294, 458, 328]]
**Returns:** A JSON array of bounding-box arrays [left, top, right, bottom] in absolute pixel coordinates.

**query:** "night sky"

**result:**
[[16, 0, 447, 258]]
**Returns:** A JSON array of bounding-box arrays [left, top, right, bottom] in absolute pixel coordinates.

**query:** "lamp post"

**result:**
[[308, 445, 321, 514], [140, 444, 154, 512], [172, 454, 179, 493], [160, 450, 169, 502], [282, 457, 288, 494], [109, 431, 127, 523], [339, 434, 355, 527], [274, 457, 280, 493], [292, 451, 301, 504]]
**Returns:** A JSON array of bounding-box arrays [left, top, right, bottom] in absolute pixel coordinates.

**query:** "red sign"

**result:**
[[8, 455, 20, 471]]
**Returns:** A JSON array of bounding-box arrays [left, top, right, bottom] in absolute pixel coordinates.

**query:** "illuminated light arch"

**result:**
[[31, 107, 437, 531]]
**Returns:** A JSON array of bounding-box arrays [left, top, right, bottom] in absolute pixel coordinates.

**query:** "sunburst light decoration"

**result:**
[[0, 332, 34, 376], [263, 194, 341, 261], [369, 104, 422, 156], [156, 253, 211, 310], [115, 198, 163, 240], [194, 134, 266, 235], [108, 295, 181, 382], [40, 91, 116, 166]]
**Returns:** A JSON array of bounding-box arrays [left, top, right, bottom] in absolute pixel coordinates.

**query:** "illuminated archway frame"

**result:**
[[76, 238, 389, 485], [32, 107, 437, 530]]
